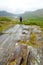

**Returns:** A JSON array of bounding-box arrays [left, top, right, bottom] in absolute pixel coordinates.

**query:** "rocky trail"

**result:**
[[0, 24, 43, 65]]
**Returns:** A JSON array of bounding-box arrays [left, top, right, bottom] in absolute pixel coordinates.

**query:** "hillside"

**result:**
[[21, 9, 43, 19], [0, 17, 16, 34], [0, 11, 16, 18], [0, 9, 43, 18]]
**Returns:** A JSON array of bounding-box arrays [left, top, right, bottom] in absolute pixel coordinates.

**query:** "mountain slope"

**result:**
[[21, 9, 43, 18], [0, 9, 43, 18], [0, 11, 16, 18]]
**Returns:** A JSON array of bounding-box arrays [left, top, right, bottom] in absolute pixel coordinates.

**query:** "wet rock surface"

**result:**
[[0, 24, 43, 65]]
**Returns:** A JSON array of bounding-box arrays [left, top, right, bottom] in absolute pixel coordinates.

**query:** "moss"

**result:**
[[29, 33, 36, 44], [9, 60, 16, 65]]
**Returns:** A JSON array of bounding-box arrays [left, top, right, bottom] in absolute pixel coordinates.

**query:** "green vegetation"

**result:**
[[17, 17, 43, 28], [0, 16, 43, 34], [0, 16, 11, 21], [0, 16, 16, 34]]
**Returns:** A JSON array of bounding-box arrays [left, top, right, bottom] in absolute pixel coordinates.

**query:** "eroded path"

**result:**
[[0, 24, 43, 65]]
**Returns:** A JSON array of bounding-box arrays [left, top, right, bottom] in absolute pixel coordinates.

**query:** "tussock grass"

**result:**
[[0, 17, 16, 34], [17, 17, 43, 28]]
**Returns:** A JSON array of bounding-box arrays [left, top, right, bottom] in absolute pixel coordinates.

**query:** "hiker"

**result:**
[[20, 17, 22, 23]]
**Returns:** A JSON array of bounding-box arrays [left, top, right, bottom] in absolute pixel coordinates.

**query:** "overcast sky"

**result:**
[[0, 0, 43, 14]]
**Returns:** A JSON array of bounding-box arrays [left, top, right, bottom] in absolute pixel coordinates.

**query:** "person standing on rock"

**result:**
[[20, 17, 22, 23]]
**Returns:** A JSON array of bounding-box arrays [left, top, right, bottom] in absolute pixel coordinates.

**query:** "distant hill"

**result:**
[[21, 9, 43, 19], [0, 11, 16, 18], [0, 9, 43, 19]]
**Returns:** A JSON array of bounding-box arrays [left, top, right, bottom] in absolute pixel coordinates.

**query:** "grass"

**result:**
[[17, 17, 43, 29], [0, 16, 43, 34], [0, 16, 11, 21], [0, 16, 16, 34]]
